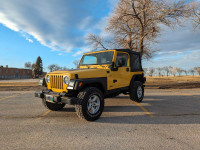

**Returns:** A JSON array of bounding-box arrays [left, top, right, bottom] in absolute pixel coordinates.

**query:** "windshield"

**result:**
[[79, 51, 114, 65]]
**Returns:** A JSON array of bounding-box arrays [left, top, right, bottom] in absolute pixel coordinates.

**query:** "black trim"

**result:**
[[113, 80, 117, 83], [35, 91, 78, 105], [115, 49, 140, 55], [75, 74, 79, 79], [131, 74, 146, 84], [105, 86, 129, 97], [35, 91, 44, 98]]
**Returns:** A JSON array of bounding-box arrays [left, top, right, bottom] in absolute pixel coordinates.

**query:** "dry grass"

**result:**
[[146, 76, 200, 89], [0, 82, 38, 87], [0, 80, 43, 91]]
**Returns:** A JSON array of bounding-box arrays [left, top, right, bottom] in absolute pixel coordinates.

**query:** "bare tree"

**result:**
[[148, 68, 155, 77], [62, 66, 69, 71], [24, 62, 32, 69], [183, 70, 188, 76], [163, 66, 170, 76], [32, 63, 36, 78], [143, 68, 148, 76], [189, 69, 195, 76], [170, 67, 178, 77], [194, 67, 200, 75], [48, 64, 69, 72], [192, 1, 200, 28], [86, 34, 109, 50], [104, 0, 191, 59], [73, 60, 80, 68], [176, 68, 184, 76], [157, 67, 163, 77], [48, 64, 61, 72]]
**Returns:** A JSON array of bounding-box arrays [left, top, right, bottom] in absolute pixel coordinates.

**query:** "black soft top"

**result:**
[[115, 49, 141, 55], [115, 49, 143, 72]]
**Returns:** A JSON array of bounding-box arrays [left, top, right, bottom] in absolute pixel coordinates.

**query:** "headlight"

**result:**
[[46, 75, 50, 83], [63, 75, 70, 85]]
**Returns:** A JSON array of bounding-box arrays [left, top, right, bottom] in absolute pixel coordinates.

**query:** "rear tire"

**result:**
[[75, 87, 104, 121], [42, 99, 65, 111], [130, 81, 144, 102]]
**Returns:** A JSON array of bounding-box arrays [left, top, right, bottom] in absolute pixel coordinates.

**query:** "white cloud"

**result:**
[[0, 0, 111, 53], [78, 16, 93, 30], [0, 12, 20, 31], [143, 49, 200, 69], [142, 20, 200, 69], [27, 38, 33, 43], [73, 47, 93, 57]]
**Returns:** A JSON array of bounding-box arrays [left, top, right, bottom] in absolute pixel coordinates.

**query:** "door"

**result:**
[[110, 52, 131, 89]]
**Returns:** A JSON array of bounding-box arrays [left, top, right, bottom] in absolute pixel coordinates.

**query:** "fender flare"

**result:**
[[130, 74, 146, 86]]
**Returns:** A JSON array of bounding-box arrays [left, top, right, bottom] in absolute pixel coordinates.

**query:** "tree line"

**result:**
[[145, 66, 200, 77], [24, 58, 80, 76], [47, 60, 79, 72]]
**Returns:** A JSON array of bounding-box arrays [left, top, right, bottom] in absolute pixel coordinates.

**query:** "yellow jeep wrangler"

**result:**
[[35, 49, 146, 121]]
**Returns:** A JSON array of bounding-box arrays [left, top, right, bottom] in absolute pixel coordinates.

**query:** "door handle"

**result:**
[[113, 79, 117, 83], [126, 68, 129, 72]]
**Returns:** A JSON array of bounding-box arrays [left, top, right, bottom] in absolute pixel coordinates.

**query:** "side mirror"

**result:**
[[110, 62, 118, 71]]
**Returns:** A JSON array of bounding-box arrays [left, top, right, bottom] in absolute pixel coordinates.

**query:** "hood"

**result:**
[[48, 68, 108, 79]]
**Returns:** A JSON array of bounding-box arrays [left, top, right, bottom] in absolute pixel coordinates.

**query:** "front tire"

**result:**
[[75, 87, 104, 121], [42, 99, 65, 111], [130, 81, 144, 102]]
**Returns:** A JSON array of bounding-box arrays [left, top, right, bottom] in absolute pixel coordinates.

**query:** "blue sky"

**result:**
[[0, 0, 200, 72]]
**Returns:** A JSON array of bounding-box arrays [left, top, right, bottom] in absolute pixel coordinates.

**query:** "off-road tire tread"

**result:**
[[130, 81, 144, 103], [75, 87, 104, 121]]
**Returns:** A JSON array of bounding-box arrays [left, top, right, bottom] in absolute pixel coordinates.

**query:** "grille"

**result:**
[[50, 75, 64, 89]]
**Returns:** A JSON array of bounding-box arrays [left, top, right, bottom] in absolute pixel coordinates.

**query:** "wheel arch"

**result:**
[[130, 74, 146, 86], [81, 82, 105, 94], [73, 77, 107, 94]]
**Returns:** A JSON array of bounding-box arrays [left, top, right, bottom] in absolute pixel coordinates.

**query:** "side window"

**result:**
[[116, 52, 129, 67]]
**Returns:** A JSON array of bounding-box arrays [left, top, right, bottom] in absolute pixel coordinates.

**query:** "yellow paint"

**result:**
[[36, 110, 51, 120], [134, 102, 154, 118], [45, 49, 144, 92], [0, 92, 27, 101], [41, 110, 51, 117]]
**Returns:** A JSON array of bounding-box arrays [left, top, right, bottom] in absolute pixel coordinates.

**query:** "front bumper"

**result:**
[[35, 91, 78, 105]]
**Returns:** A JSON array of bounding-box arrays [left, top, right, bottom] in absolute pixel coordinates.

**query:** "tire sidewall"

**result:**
[[130, 81, 144, 102], [76, 87, 104, 121], [82, 90, 104, 119], [136, 83, 144, 101]]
